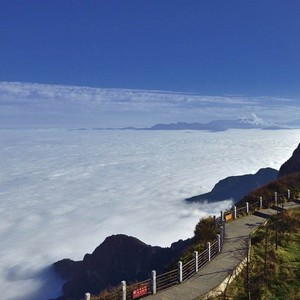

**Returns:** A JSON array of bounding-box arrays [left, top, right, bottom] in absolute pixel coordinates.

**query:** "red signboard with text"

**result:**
[[132, 285, 148, 299]]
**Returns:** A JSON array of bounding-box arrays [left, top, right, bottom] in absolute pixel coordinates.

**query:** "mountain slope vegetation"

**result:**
[[224, 208, 300, 300]]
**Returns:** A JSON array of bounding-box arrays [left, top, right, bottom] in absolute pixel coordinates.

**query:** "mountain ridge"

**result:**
[[185, 167, 278, 204], [81, 114, 300, 132], [52, 235, 192, 300]]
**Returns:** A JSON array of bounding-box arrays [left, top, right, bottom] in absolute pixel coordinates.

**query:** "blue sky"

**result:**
[[1, 0, 300, 97], [1, 1, 300, 128]]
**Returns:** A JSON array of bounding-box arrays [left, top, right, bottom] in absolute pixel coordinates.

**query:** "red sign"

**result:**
[[132, 285, 148, 299]]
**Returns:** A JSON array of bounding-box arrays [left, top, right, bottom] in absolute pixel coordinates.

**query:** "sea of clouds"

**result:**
[[1, 128, 300, 299]]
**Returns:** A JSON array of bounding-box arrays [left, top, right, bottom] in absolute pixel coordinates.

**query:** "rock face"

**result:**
[[185, 168, 278, 204], [53, 234, 191, 300], [278, 143, 300, 177]]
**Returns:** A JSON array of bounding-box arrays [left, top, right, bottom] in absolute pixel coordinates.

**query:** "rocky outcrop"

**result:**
[[53, 234, 192, 300], [278, 143, 300, 177], [185, 168, 278, 204]]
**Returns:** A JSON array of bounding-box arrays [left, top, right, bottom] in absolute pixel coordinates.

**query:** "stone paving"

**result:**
[[144, 201, 300, 300]]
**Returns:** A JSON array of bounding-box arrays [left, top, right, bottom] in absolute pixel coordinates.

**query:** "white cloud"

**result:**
[[0, 81, 299, 128], [251, 113, 263, 125], [1, 128, 300, 299]]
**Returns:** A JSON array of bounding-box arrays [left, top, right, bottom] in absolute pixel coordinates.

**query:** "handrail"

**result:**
[[210, 240, 219, 259], [156, 269, 178, 291], [182, 258, 195, 281], [198, 248, 209, 269]]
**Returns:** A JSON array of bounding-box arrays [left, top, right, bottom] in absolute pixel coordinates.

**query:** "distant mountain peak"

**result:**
[[145, 115, 284, 132]]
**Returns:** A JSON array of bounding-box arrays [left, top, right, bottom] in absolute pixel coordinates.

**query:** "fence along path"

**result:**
[[88, 190, 300, 300]]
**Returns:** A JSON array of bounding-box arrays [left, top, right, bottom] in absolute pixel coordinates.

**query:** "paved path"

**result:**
[[144, 201, 300, 300]]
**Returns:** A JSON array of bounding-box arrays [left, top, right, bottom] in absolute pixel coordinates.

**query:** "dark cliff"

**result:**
[[186, 168, 278, 204], [53, 234, 192, 299], [278, 143, 300, 177]]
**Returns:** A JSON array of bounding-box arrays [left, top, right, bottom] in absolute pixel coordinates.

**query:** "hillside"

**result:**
[[224, 208, 300, 299], [237, 172, 300, 207], [236, 143, 300, 206]]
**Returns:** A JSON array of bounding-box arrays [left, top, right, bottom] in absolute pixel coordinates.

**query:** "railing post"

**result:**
[[220, 211, 224, 222], [207, 242, 211, 262], [220, 225, 223, 244], [260, 196, 263, 209], [178, 261, 183, 283], [274, 192, 278, 206], [194, 251, 198, 272], [287, 189, 291, 201], [151, 270, 156, 295], [233, 205, 237, 219], [121, 281, 126, 300], [85, 293, 90, 300], [217, 234, 221, 252], [246, 202, 249, 215]]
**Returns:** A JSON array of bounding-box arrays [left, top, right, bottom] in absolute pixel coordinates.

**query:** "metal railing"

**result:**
[[156, 269, 178, 291], [210, 240, 219, 260], [198, 248, 209, 269], [182, 257, 196, 281]]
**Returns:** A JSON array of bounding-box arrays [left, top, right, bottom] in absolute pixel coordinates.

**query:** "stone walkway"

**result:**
[[144, 201, 300, 300]]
